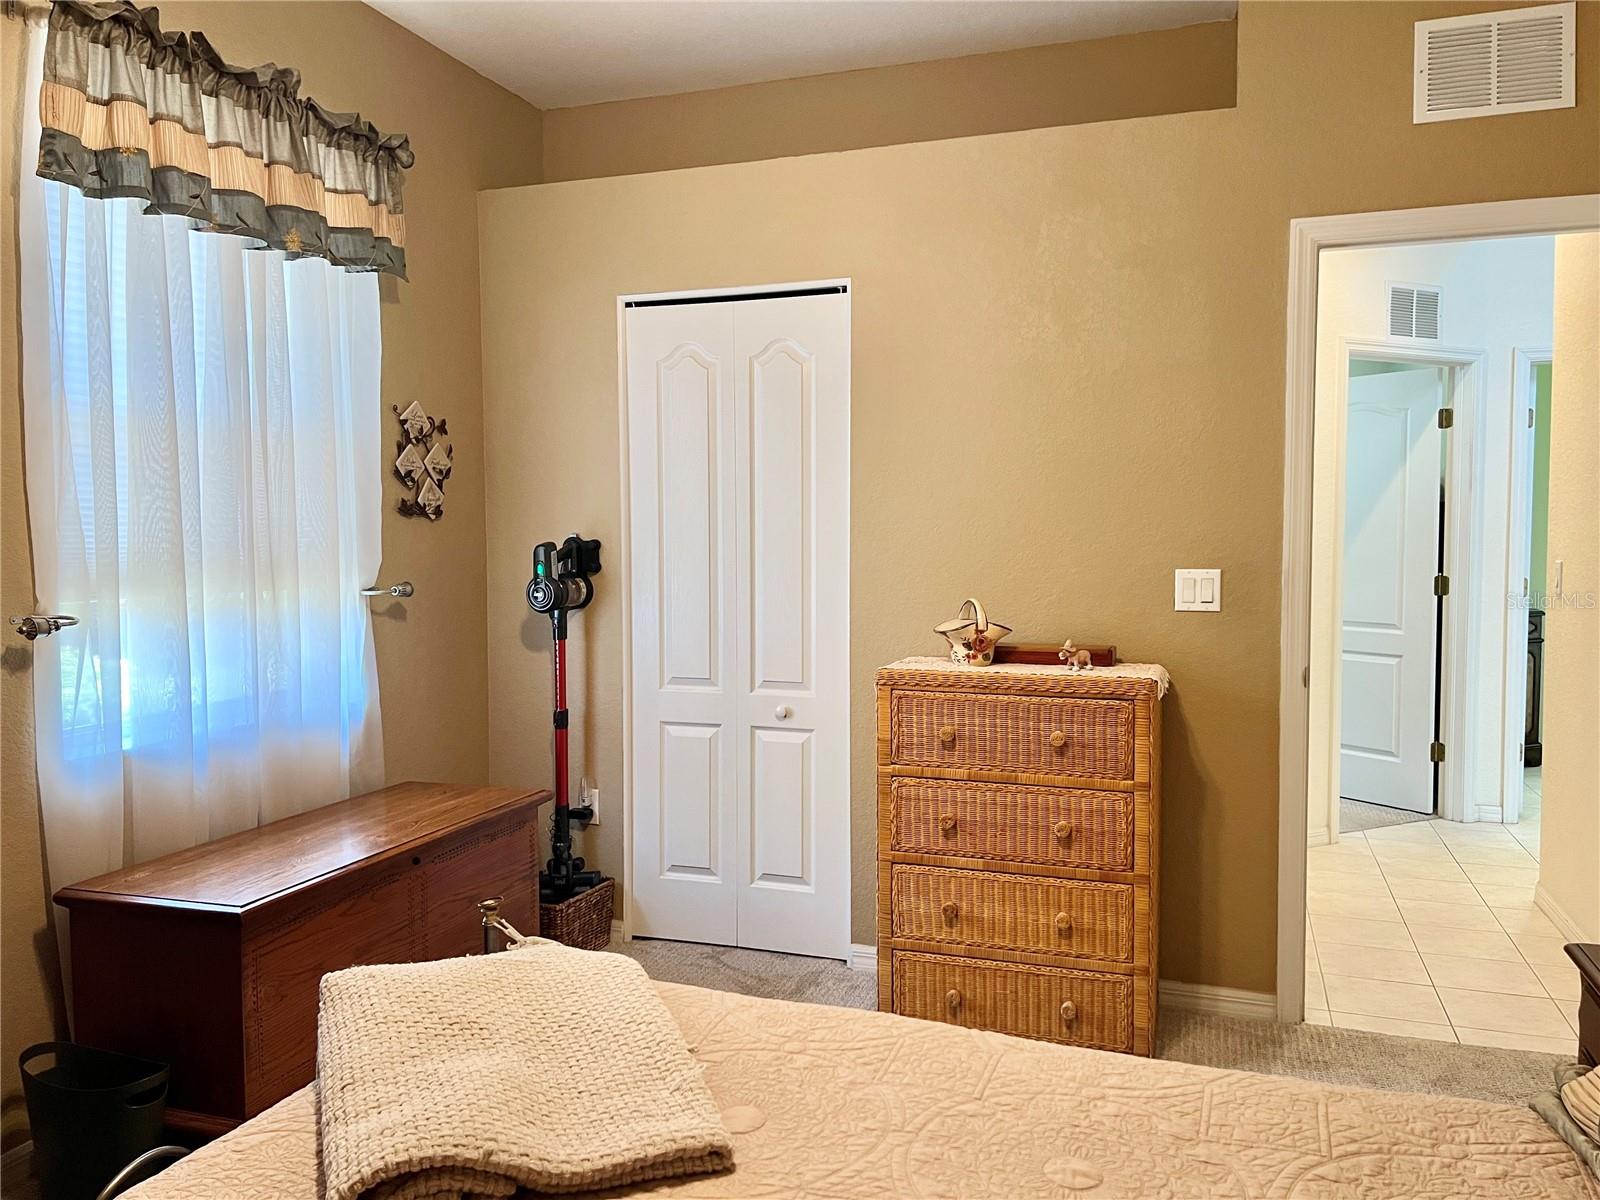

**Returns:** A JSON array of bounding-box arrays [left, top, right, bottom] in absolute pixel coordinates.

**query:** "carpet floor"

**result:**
[[615, 935, 879, 1008], [614, 936, 1569, 1107], [1340, 796, 1434, 832]]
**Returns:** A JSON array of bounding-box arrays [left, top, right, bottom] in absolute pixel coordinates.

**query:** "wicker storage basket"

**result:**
[[539, 878, 614, 951]]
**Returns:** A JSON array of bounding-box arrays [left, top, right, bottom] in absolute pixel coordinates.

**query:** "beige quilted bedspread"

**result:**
[[127, 981, 1597, 1200]]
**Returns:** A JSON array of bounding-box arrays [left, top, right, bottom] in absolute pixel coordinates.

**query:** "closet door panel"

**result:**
[[626, 303, 740, 945], [732, 293, 851, 959]]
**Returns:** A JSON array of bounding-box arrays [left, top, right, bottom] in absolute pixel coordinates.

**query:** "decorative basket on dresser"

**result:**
[[876, 656, 1165, 1055]]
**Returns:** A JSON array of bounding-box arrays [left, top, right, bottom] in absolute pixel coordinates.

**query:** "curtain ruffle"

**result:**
[[37, 0, 414, 277]]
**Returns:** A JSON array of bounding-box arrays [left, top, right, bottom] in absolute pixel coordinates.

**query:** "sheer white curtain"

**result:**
[[18, 25, 383, 894]]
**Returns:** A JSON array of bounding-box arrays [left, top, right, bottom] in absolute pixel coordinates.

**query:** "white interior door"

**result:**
[[1339, 367, 1444, 813], [627, 290, 850, 959]]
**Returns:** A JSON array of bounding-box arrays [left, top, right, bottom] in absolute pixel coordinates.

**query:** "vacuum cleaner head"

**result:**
[[527, 534, 601, 619]]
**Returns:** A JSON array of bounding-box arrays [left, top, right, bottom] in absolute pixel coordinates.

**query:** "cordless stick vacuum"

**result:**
[[526, 533, 604, 903]]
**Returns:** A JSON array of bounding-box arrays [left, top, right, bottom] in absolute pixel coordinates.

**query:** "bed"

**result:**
[[126, 981, 1597, 1199]]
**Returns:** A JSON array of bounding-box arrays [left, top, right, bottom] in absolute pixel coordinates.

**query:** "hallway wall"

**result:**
[[1540, 232, 1600, 943]]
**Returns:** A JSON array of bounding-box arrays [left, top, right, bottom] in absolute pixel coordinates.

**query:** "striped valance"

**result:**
[[37, 1, 414, 278]]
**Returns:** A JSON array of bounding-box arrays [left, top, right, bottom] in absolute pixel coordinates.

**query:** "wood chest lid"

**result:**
[[54, 781, 547, 913]]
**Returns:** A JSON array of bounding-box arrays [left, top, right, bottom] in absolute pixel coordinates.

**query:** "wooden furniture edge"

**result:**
[[1147, 696, 1162, 1049], [166, 1107, 241, 1140], [1567, 943, 1597, 1067], [54, 786, 550, 915]]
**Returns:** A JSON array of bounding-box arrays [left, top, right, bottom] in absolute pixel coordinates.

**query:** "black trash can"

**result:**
[[20, 1042, 169, 1200]]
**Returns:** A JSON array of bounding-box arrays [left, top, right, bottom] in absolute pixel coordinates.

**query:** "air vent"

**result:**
[[1415, 3, 1575, 123], [1389, 284, 1442, 340]]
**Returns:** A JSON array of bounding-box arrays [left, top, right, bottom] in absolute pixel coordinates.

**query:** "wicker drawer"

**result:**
[[892, 951, 1133, 1051], [890, 864, 1134, 962], [890, 778, 1135, 871], [890, 689, 1134, 780]]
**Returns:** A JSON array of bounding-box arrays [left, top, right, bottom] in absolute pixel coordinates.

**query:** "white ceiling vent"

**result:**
[[1389, 284, 1442, 340], [1415, 3, 1575, 123]]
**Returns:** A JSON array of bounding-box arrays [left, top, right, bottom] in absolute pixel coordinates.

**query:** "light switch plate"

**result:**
[[1174, 568, 1222, 612]]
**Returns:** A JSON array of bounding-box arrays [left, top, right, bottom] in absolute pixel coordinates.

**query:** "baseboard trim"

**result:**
[[1535, 885, 1595, 944], [848, 944, 878, 973], [1307, 824, 1330, 847], [611, 919, 625, 941], [1475, 804, 1505, 823], [1160, 980, 1277, 1020]]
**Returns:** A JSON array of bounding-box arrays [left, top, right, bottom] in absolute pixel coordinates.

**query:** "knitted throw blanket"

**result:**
[[316, 944, 734, 1200]]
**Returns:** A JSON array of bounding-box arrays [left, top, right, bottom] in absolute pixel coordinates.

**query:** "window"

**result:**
[[25, 180, 385, 856]]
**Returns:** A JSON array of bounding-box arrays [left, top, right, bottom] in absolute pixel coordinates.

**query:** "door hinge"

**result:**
[[1302, 665, 1310, 688], [1430, 741, 1445, 764], [1528, 407, 1535, 429], [1434, 573, 1450, 597], [1438, 407, 1454, 429]]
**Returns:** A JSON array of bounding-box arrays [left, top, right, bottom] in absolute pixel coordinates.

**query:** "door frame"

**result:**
[[614, 278, 853, 953], [1276, 195, 1599, 1023], [1503, 346, 1553, 827]]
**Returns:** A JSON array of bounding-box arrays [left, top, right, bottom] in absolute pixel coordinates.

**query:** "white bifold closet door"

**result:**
[[627, 292, 849, 959]]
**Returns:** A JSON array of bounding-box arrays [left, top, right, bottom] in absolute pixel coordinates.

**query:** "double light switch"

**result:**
[[1174, 569, 1222, 612]]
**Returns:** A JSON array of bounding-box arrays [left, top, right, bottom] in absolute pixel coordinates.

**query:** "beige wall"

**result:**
[[543, 19, 1236, 182], [0, 2, 542, 1147], [1540, 232, 1600, 943], [479, 0, 1600, 994]]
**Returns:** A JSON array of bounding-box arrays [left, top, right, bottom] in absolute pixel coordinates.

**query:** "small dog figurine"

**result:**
[[1058, 640, 1094, 671]]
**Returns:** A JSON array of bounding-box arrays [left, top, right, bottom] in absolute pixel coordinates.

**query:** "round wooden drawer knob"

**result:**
[[1054, 912, 1073, 934], [939, 724, 957, 744], [941, 901, 961, 923], [946, 989, 963, 1016], [1052, 821, 1074, 842], [938, 814, 958, 835], [1048, 730, 1067, 749], [1060, 1000, 1078, 1024]]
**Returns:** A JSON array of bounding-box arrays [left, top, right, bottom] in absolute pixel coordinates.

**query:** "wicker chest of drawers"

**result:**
[[876, 656, 1163, 1055]]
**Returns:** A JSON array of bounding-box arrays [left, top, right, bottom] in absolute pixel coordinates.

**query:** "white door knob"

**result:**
[[775, 705, 792, 720]]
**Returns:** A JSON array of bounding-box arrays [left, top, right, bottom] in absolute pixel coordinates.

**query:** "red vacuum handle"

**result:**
[[553, 634, 569, 813]]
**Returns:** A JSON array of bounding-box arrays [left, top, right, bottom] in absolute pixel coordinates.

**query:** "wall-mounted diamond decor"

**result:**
[[393, 401, 452, 520]]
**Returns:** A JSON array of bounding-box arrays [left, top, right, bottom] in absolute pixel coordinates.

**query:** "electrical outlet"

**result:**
[[583, 784, 600, 826], [1174, 568, 1222, 612]]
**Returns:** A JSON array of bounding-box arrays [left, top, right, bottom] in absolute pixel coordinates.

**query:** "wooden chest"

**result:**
[[1570, 943, 1598, 1067], [54, 781, 546, 1136], [876, 658, 1163, 1055]]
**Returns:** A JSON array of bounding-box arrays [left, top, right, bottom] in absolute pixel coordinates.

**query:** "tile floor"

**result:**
[[1306, 768, 1582, 1053]]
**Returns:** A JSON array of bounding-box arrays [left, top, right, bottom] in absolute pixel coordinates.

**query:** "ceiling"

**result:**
[[366, 1, 1238, 110]]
